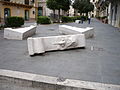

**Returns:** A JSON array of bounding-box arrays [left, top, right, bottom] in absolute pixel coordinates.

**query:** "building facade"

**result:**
[[0, 0, 38, 23], [96, 0, 120, 28], [38, 0, 50, 16], [37, 0, 66, 18], [90, 0, 99, 17], [0, 0, 70, 23], [108, 0, 120, 27], [96, 0, 108, 17]]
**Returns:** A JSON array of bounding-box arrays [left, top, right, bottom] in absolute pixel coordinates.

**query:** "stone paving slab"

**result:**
[[1, 69, 120, 90], [0, 19, 120, 85]]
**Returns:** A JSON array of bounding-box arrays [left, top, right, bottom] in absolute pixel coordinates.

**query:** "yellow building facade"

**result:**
[[0, 0, 38, 22]]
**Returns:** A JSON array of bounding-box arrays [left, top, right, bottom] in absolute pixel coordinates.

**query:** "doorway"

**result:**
[[25, 10, 29, 20], [38, 7, 43, 16], [4, 8, 11, 18]]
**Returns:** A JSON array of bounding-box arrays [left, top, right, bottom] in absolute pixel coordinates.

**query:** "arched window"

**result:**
[[4, 8, 11, 18]]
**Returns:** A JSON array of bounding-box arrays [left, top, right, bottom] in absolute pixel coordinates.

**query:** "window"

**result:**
[[25, 0, 29, 5], [33, 11, 35, 14], [31, 0, 34, 3], [38, 7, 43, 16]]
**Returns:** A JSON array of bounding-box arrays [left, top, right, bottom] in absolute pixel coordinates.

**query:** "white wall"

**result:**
[[46, 8, 52, 16]]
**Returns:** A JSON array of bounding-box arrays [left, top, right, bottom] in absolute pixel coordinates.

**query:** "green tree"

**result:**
[[82, 1, 94, 16], [46, 0, 57, 18], [73, 0, 94, 16], [62, 0, 71, 16], [47, 0, 71, 22], [62, 0, 71, 12], [55, 0, 71, 21], [55, 0, 64, 20]]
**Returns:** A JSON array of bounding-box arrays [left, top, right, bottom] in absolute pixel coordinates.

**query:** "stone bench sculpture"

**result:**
[[4, 25, 36, 40], [27, 34, 85, 55], [59, 25, 94, 39]]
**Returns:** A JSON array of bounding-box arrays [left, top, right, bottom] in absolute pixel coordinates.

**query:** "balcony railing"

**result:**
[[38, 0, 46, 3], [0, 0, 33, 8], [4, 0, 10, 1]]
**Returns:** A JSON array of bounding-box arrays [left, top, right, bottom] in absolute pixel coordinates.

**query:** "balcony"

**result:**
[[0, 0, 33, 8], [38, 0, 46, 3], [25, 0, 29, 5], [4, 0, 10, 1]]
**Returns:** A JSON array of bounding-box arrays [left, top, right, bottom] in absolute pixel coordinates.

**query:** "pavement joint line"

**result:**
[[0, 69, 120, 90]]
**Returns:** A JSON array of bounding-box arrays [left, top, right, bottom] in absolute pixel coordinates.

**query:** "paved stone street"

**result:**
[[0, 19, 120, 85]]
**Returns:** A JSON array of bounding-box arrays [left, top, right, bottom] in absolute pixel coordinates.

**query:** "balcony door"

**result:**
[[25, 10, 29, 20], [38, 7, 43, 16]]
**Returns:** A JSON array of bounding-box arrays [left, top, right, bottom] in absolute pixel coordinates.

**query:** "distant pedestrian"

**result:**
[[81, 17, 84, 24], [88, 14, 91, 24]]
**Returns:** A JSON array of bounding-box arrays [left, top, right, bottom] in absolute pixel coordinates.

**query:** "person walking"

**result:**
[[81, 17, 84, 24], [88, 14, 91, 24]]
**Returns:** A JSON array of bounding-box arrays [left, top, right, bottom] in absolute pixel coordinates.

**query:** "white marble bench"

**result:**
[[4, 25, 36, 40], [27, 34, 85, 55], [59, 25, 94, 39]]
